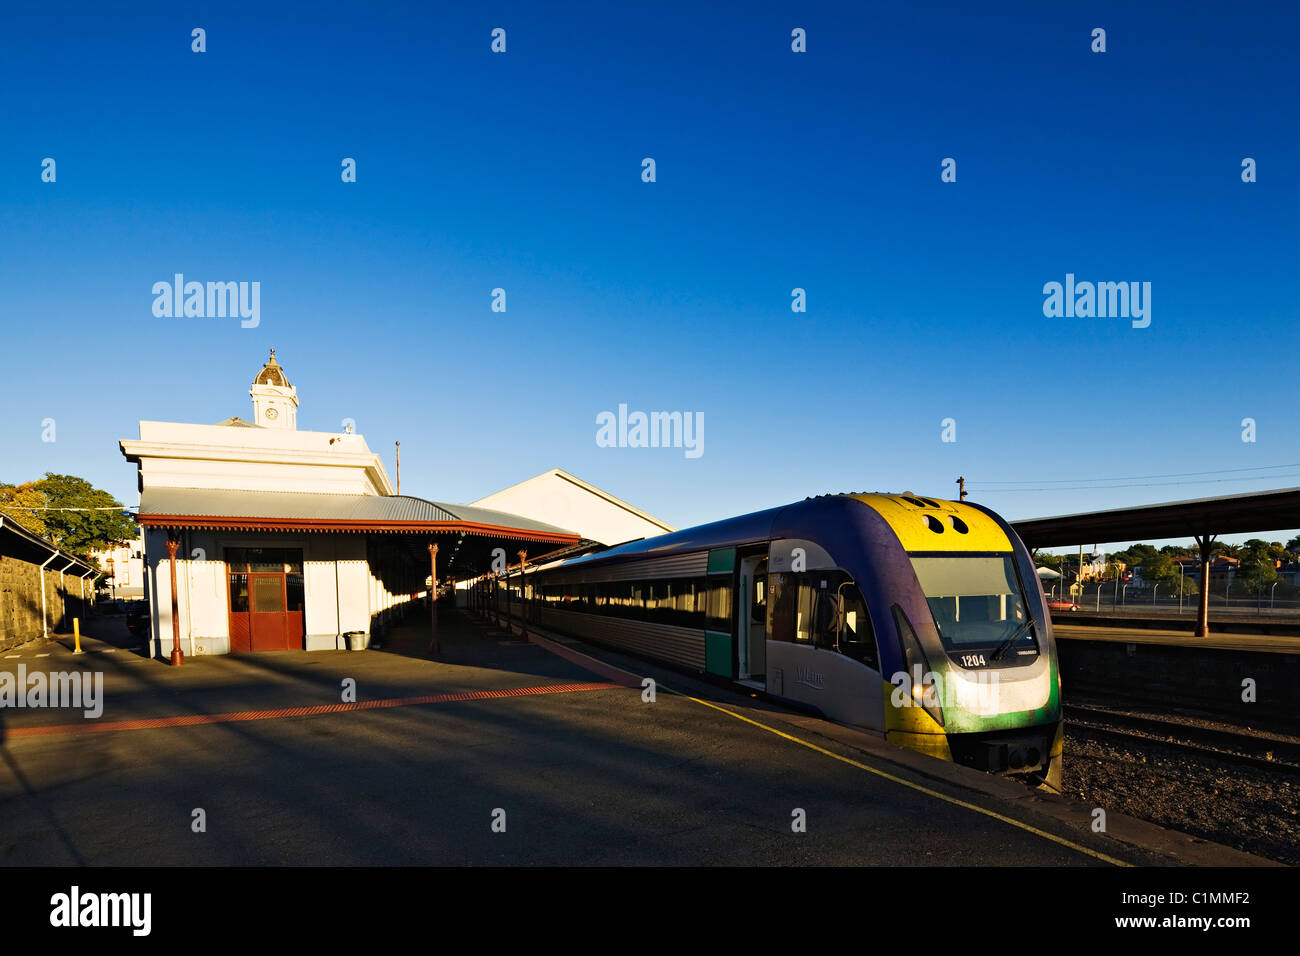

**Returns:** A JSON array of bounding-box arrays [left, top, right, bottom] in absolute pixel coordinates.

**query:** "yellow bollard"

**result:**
[[73, 617, 83, 654]]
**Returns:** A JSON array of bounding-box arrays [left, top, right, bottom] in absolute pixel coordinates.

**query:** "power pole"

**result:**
[[396, 441, 401, 495], [956, 476, 967, 501]]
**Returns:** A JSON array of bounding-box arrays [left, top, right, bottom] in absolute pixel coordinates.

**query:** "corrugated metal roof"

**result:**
[[137, 488, 576, 536], [0, 515, 99, 574], [1013, 485, 1300, 548]]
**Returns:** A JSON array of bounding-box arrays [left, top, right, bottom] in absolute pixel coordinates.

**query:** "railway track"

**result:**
[[1063, 703, 1300, 775]]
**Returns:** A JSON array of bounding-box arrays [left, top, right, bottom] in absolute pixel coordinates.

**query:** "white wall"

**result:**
[[122, 421, 394, 496], [144, 529, 418, 656], [335, 538, 372, 640]]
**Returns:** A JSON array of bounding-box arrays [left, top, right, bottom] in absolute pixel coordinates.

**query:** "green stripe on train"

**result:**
[[706, 548, 736, 574], [705, 630, 734, 677]]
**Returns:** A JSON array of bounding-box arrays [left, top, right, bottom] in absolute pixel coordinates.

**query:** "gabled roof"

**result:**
[[473, 468, 676, 533], [212, 417, 259, 428]]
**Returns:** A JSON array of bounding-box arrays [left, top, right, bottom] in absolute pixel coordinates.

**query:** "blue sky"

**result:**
[[2, 1, 1297, 550]]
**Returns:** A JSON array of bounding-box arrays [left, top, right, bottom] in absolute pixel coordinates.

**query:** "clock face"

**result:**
[[265, 407, 279, 420]]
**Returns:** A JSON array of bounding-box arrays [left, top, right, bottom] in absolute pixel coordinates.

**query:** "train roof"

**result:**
[[552, 502, 792, 570], [543, 491, 1012, 572]]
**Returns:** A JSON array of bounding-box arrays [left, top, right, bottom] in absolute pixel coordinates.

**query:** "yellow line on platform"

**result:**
[[529, 626, 1131, 867], [683, 693, 1130, 867]]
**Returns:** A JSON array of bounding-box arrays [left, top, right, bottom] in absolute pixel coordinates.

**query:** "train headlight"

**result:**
[[893, 605, 944, 728]]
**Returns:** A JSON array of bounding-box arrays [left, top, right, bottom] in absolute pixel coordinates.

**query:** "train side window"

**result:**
[[705, 580, 733, 632], [751, 574, 767, 626], [838, 584, 878, 670], [767, 573, 794, 641], [810, 582, 839, 650], [683, 577, 706, 629], [794, 578, 815, 644]]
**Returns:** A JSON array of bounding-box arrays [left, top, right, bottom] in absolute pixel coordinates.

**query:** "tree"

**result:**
[[1237, 553, 1278, 594], [1113, 544, 1158, 568], [1285, 535, 1300, 557], [0, 473, 135, 557], [0, 482, 48, 536], [1213, 541, 1242, 560], [1138, 552, 1199, 594]]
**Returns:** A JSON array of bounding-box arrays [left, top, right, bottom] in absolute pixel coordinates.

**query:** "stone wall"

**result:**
[[0, 554, 91, 651]]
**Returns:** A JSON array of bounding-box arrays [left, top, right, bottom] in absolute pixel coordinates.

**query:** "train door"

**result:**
[[737, 552, 768, 680]]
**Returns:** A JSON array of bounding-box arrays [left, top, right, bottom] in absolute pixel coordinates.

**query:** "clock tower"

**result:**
[[250, 348, 299, 429]]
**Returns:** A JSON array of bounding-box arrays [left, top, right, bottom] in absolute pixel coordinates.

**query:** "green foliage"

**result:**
[[0, 473, 135, 557], [1137, 553, 1198, 594], [1236, 553, 1279, 593], [0, 482, 48, 536]]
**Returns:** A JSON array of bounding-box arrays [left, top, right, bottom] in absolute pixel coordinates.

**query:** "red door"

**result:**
[[250, 574, 288, 651], [227, 555, 305, 652]]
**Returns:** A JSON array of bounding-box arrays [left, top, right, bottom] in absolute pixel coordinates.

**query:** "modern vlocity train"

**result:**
[[521, 492, 1063, 789]]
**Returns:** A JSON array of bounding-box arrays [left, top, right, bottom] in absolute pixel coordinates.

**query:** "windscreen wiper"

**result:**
[[990, 619, 1034, 662]]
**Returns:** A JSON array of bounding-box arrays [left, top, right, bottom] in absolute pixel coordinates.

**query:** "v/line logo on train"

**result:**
[[520, 492, 1063, 789]]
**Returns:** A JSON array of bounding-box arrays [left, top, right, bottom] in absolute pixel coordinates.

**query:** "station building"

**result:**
[[119, 352, 672, 657]]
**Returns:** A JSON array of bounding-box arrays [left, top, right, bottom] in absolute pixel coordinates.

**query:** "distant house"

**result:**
[[1167, 555, 1238, 585], [89, 530, 146, 600], [1058, 551, 1108, 583]]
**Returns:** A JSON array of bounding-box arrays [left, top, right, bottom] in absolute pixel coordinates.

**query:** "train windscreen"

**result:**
[[908, 554, 1039, 663]]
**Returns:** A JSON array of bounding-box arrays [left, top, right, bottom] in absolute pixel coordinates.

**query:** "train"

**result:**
[[514, 492, 1062, 790]]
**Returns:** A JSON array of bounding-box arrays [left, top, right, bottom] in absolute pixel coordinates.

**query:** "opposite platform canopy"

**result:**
[[1011, 486, 1300, 549]]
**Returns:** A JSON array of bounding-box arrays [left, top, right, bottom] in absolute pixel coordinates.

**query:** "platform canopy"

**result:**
[[135, 487, 582, 579], [0, 514, 99, 575], [1012, 486, 1300, 549]]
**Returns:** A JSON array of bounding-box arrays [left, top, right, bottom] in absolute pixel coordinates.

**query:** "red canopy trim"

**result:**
[[136, 513, 580, 544]]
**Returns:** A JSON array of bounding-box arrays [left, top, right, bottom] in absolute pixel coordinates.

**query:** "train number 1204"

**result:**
[[959, 654, 987, 668]]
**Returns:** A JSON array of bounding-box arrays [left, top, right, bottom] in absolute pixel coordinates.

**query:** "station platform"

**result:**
[[0, 609, 1271, 866], [1053, 623, 1300, 655]]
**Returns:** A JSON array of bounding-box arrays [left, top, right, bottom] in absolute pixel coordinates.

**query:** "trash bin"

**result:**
[[343, 630, 366, 651]]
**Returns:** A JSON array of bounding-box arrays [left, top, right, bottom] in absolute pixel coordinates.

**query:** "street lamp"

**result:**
[[1272, 581, 1280, 609]]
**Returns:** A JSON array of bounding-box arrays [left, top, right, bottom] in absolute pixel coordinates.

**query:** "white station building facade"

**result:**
[[119, 352, 673, 657]]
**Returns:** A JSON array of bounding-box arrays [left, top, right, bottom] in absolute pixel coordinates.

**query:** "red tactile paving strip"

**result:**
[[4, 681, 621, 739]]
